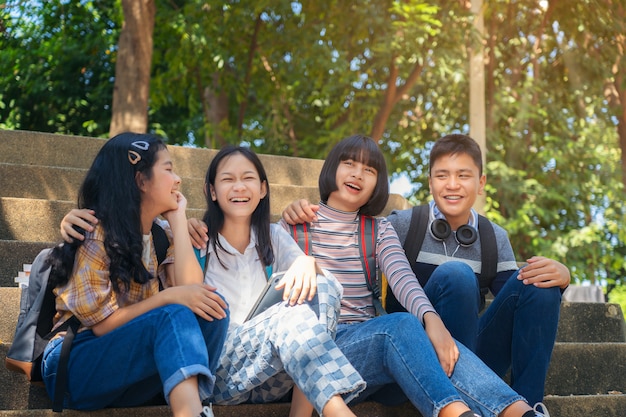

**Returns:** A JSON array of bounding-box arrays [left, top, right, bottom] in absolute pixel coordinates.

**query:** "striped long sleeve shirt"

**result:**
[[279, 203, 437, 324]]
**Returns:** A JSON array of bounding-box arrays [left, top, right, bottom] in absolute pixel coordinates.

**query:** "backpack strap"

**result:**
[[38, 253, 81, 412], [151, 221, 170, 291], [386, 205, 428, 313], [477, 215, 497, 309], [395, 206, 499, 311], [289, 219, 385, 315], [358, 215, 385, 316], [402, 205, 429, 267], [151, 221, 169, 266], [52, 316, 80, 412], [289, 223, 311, 255]]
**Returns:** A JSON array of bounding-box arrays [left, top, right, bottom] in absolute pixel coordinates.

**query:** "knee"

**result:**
[[157, 303, 195, 321], [432, 262, 478, 293], [524, 283, 562, 305], [382, 313, 429, 342]]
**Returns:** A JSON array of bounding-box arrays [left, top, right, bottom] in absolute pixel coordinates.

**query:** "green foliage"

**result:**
[[608, 285, 626, 323], [1, 0, 625, 295], [0, 0, 121, 137]]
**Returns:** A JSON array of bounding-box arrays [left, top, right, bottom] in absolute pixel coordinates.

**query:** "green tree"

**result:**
[[0, 0, 120, 136], [1, 0, 624, 295]]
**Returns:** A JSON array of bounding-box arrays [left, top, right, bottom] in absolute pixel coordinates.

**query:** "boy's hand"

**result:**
[[188, 217, 209, 249], [282, 199, 319, 225], [61, 208, 98, 243], [518, 256, 570, 289]]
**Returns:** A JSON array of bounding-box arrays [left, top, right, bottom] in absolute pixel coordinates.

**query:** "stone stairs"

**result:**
[[1, 130, 625, 416]]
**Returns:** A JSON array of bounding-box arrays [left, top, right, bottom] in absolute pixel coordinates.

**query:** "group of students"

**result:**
[[47, 131, 567, 417]]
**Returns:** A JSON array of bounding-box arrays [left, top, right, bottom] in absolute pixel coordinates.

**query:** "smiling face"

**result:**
[[429, 152, 486, 230], [139, 148, 181, 217], [327, 158, 378, 212], [209, 152, 267, 223]]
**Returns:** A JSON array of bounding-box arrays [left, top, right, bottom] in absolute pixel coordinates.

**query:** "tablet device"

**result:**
[[245, 272, 286, 321]]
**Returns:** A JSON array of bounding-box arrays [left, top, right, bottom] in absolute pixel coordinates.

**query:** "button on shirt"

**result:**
[[201, 223, 305, 327]]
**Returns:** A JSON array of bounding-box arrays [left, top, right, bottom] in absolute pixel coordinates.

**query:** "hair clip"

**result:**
[[131, 141, 150, 151], [128, 140, 149, 165], [128, 150, 141, 165]]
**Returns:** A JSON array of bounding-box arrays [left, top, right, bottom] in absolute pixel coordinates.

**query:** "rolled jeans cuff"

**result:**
[[163, 364, 215, 404]]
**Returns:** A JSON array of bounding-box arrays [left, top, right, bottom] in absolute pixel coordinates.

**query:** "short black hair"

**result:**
[[319, 134, 389, 216], [429, 134, 483, 176]]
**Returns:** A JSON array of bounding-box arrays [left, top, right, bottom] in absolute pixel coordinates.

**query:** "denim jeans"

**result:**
[[425, 261, 562, 405], [42, 304, 229, 410], [336, 313, 525, 417]]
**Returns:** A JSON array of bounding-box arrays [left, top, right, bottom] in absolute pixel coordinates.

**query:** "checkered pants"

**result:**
[[209, 272, 365, 413]]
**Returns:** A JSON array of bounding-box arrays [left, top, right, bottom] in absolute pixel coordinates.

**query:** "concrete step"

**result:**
[[3, 296, 625, 396], [0, 130, 325, 188], [0, 396, 624, 417], [0, 242, 51, 288], [0, 396, 625, 417], [545, 342, 626, 396], [2, 286, 623, 345], [2, 340, 626, 416], [0, 186, 324, 241], [557, 301, 626, 343], [0, 163, 323, 213], [0, 193, 409, 287], [0, 403, 422, 417], [3, 339, 623, 403]]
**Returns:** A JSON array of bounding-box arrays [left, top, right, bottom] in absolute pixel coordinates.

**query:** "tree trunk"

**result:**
[[109, 0, 155, 137], [469, 0, 486, 214]]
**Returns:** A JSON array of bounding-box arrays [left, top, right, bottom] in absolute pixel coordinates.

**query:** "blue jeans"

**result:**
[[42, 304, 229, 410], [425, 261, 561, 405], [336, 313, 525, 417]]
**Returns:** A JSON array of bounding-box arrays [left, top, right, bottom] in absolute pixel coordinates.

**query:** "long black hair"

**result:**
[[47, 132, 167, 292], [202, 145, 274, 269]]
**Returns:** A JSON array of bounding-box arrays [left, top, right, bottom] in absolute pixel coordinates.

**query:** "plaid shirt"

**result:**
[[52, 222, 174, 331]]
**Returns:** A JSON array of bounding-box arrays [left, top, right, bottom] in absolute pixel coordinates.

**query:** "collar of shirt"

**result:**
[[204, 229, 268, 327]]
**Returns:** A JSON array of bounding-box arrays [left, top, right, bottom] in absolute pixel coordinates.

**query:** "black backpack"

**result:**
[[4, 222, 169, 412], [287, 215, 386, 315], [385, 205, 498, 313]]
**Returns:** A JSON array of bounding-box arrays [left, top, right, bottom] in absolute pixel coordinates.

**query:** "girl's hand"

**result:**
[[187, 217, 209, 249], [275, 255, 318, 305], [165, 283, 228, 321], [60, 208, 98, 242], [518, 256, 571, 289], [161, 191, 188, 227], [423, 312, 459, 377], [282, 199, 319, 225]]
